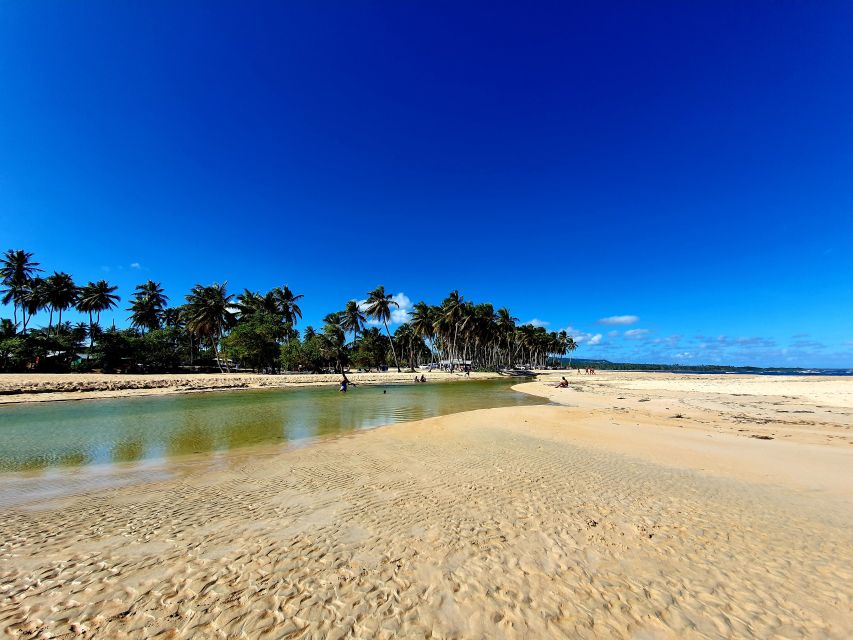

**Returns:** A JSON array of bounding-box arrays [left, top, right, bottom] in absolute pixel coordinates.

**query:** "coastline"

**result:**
[[1, 372, 852, 638], [0, 370, 506, 404]]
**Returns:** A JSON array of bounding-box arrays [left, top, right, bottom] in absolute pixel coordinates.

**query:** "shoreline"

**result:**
[[0, 370, 510, 404]]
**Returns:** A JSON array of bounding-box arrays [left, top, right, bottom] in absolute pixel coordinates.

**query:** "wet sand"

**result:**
[[1, 373, 851, 638]]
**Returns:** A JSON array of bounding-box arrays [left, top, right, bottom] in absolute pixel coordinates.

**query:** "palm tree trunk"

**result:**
[[212, 335, 224, 373], [383, 321, 401, 372]]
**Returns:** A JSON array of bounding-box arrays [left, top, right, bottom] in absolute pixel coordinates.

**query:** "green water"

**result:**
[[0, 379, 543, 474]]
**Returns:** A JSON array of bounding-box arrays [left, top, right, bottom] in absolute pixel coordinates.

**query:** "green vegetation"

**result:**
[[0, 249, 579, 373]]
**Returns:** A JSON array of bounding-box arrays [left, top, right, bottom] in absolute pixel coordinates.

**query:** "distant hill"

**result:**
[[558, 357, 785, 373]]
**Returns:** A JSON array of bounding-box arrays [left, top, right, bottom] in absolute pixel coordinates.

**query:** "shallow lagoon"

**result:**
[[0, 378, 543, 474]]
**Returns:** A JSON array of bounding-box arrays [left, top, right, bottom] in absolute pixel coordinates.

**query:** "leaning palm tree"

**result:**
[[77, 280, 120, 347], [0, 249, 42, 330], [364, 285, 401, 372], [339, 300, 366, 346], [272, 285, 303, 327], [184, 282, 235, 372]]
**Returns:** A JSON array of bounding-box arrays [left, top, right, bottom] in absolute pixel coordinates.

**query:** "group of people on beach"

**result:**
[[580, 367, 596, 375], [414, 374, 427, 383]]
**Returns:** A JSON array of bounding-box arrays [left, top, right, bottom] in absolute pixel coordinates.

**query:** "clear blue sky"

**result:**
[[1, 2, 852, 367]]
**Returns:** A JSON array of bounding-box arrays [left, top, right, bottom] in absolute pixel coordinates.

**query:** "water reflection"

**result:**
[[0, 380, 543, 474]]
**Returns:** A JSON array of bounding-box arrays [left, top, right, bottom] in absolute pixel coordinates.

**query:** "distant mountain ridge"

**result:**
[[559, 358, 796, 373]]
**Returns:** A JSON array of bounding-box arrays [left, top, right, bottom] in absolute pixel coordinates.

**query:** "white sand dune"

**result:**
[[1, 373, 852, 638]]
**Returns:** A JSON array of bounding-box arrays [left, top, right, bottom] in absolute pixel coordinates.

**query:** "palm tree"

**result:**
[[496, 307, 517, 368], [440, 290, 464, 368], [272, 285, 303, 327], [184, 282, 235, 372], [77, 280, 120, 347], [410, 301, 436, 363], [0, 249, 42, 330], [21, 277, 48, 334], [339, 300, 366, 346], [236, 289, 279, 320], [566, 335, 578, 368], [44, 272, 78, 332], [128, 280, 168, 334], [364, 285, 401, 372], [162, 306, 185, 329]]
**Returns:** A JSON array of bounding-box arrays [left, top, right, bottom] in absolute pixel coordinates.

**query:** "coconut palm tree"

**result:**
[[184, 282, 235, 372], [0, 249, 42, 330], [339, 300, 366, 346], [236, 289, 279, 320], [77, 280, 120, 347], [272, 285, 303, 327], [20, 277, 48, 334], [566, 335, 578, 368], [44, 272, 78, 333], [496, 307, 517, 368], [364, 285, 401, 372], [410, 301, 436, 363], [128, 280, 168, 334], [440, 290, 465, 367]]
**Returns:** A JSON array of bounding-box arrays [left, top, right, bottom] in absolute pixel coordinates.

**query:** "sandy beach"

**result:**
[[1, 372, 852, 638]]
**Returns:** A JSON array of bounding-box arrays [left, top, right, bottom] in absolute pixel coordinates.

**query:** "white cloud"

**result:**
[[564, 326, 603, 347], [608, 330, 619, 337], [130, 262, 141, 269], [390, 293, 412, 324], [523, 318, 550, 328], [360, 292, 412, 326], [598, 315, 639, 326], [624, 328, 650, 339]]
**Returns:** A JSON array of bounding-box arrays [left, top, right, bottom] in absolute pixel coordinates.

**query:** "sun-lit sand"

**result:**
[[1, 373, 852, 638]]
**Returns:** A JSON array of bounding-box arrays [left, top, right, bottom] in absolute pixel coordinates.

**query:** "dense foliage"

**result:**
[[0, 249, 580, 373]]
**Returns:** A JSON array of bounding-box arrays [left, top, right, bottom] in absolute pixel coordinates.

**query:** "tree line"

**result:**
[[0, 249, 578, 374]]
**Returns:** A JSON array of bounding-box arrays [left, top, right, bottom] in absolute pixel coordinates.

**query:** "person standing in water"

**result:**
[[340, 372, 355, 393]]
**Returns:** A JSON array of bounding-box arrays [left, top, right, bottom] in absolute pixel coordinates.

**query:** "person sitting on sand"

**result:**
[[555, 376, 569, 388], [420, 374, 427, 383]]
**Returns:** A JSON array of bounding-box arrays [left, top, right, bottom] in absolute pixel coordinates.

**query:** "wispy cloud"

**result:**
[[523, 318, 550, 328], [624, 328, 650, 339], [598, 315, 639, 326], [130, 262, 141, 269]]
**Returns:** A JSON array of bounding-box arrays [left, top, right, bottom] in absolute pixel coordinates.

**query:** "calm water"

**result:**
[[0, 379, 543, 475]]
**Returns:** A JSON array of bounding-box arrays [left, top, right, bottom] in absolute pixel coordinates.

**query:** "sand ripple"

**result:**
[[2, 404, 851, 638]]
